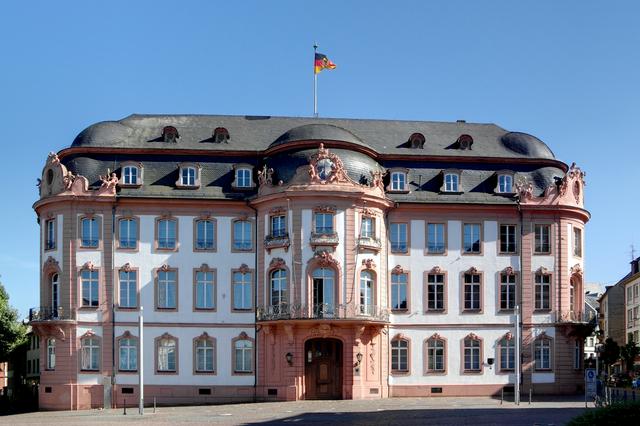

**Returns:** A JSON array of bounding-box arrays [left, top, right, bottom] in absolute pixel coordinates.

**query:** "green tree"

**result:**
[[600, 337, 620, 373], [619, 339, 640, 373], [0, 281, 27, 361]]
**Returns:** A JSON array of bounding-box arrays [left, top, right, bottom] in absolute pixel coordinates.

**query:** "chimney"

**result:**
[[632, 257, 640, 275]]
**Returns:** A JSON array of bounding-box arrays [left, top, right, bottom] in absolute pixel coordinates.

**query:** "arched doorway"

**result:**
[[304, 338, 343, 399]]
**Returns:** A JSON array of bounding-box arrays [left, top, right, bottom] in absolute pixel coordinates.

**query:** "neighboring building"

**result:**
[[623, 258, 640, 346], [30, 115, 590, 410], [0, 362, 8, 394], [583, 292, 599, 366], [599, 283, 626, 349], [26, 330, 41, 386]]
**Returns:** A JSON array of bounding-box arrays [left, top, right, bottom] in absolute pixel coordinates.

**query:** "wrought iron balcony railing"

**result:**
[[257, 303, 390, 322], [29, 306, 75, 322]]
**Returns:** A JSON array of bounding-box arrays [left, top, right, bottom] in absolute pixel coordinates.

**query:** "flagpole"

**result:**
[[313, 42, 318, 117]]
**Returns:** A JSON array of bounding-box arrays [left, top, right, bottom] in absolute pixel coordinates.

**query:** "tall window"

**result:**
[[426, 273, 445, 311], [119, 270, 137, 308], [195, 338, 215, 372], [157, 270, 177, 309], [360, 216, 374, 238], [359, 271, 374, 314], [391, 339, 409, 372], [463, 337, 481, 372], [444, 173, 459, 192], [534, 224, 550, 253], [81, 217, 99, 248], [500, 273, 516, 310], [463, 223, 481, 253], [312, 268, 335, 316], [51, 273, 60, 314], [463, 272, 481, 311], [499, 338, 515, 370], [81, 269, 99, 307], [498, 174, 513, 193], [235, 168, 252, 188], [234, 339, 253, 373], [499, 224, 517, 254], [122, 165, 139, 185], [195, 219, 215, 250], [46, 338, 56, 370], [534, 338, 552, 370], [570, 282, 575, 313], [157, 336, 177, 372], [181, 166, 196, 186], [45, 219, 56, 250], [390, 171, 407, 191], [233, 220, 252, 250], [195, 270, 215, 310], [535, 273, 551, 310], [119, 337, 137, 371], [314, 212, 334, 234], [157, 219, 177, 250], [573, 227, 582, 257], [81, 337, 100, 371], [270, 215, 286, 238], [426, 338, 445, 373], [390, 223, 408, 253], [427, 223, 445, 254], [270, 269, 288, 306], [391, 273, 408, 310], [118, 218, 138, 249], [233, 271, 252, 310]]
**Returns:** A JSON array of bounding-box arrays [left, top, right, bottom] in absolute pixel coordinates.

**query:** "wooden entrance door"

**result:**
[[304, 338, 342, 399]]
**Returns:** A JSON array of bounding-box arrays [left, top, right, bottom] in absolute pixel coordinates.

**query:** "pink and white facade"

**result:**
[[31, 115, 590, 409]]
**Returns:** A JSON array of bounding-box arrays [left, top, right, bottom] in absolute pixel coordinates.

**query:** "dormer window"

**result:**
[[120, 162, 143, 187], [441, 170, 462, 193], [213, 127, 230, 143], [162, 126, 179, 143], [457, 134, 473, 150], [494, 170, 514, 194], [388, 169, 409, 193], [409, 132, 425, 149], [232, 164, 254, 189], [176, 163, 201, 188], [496, 173, 514, 194]]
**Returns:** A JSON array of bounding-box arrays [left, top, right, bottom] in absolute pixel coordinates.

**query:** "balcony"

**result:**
[[535, 311, 596, 324], [29, 306, 75, 322], [257, 303, 390, 323], [265, 233, 290, 253], [357, 236, 382, 252], [309, 232, 339, 249]]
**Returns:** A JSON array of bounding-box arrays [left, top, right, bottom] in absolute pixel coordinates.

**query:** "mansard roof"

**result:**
[[71, 114, 556, 161]]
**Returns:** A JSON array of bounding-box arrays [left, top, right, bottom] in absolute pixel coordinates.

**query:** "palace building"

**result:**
[[31, 114, 590, 410]]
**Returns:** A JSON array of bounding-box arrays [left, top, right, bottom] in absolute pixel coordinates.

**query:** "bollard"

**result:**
[[123, 398, 127, 415], [153, 396, 156, 413], [529, 388, 532, 405], [501, 388, 503, 405]]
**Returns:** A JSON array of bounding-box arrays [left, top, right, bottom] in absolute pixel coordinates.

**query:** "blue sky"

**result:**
[[1, 1, 639, 317]]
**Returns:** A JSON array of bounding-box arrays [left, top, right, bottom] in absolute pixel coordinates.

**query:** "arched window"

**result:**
[[234, 338, 253, 373], [534, 335, 553, 370], [270, 269, 288, 307], [425, 336, 446, 373], [498, 337, 515, 371], [359, 271, 374, 315], [118, 336, 137, 372], [81, 336, 100, 371], [156, 335, 177, 372], [195, 336, 215, 373], [195, 219, 216, 250], [391, 338, 409, 373], [312, 268, 335, 317], [463, 335, 482, 372]]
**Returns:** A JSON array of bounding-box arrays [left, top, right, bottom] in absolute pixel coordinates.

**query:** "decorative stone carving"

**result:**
[[430, 266, 443, 274], [370, 170, 386, 191], [269, 257, 286, 270], [199, 263, 212, 272], [393, 333, 406, 341], [100, 172, 119, 189], [269, 206, 287, 215], [570, 263, 583, 276], [308, 143, 352, 184], [80, 329, 97, 339], [362, 258, 376, 270], [44, 256, 59, 271], [536, 266, 550, 275], [430, 333, 443, 341], [516, 162, 586, 208], [313, 250, 340, 267], [502, 266, 515, 276], [159, 264, 171, 272], [121, 330, 134, 339], [258, 165, 274, 186], [238, 263, 251, 274], [283, 324, 294, 344], [48, 152, 61, 165], [465, 266, 478, 275], [515, 178, 534, 201], [121, 263, 133, 272], [391, 265, 404, 275], [82, 261, 96, 271], [310, 323, 332, 338], [238, 331, 249, 340], [503, 332, 513, 341], [315, 204, 337, 213], [466, 332, 479, 340]]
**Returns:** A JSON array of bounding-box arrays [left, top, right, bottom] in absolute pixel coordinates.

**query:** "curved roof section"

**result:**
[[269, 123, 369, 149], [69, 114, 558, 162]]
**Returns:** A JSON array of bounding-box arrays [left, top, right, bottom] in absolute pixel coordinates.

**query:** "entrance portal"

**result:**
[[304, 338, 343, 400]]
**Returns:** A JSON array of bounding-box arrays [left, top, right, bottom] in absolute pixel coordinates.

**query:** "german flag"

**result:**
[[314, 53, 337, 74]]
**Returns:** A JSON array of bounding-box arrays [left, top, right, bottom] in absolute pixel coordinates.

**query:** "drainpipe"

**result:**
[[516, 198, 523, 405], [111, 202, 117, 407], [247, 200, 258, 400], [384, 205, 391, 396]]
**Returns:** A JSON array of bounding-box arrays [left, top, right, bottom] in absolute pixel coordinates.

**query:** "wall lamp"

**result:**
[[286, 352, 293, 366], [355, 352, 363, 367]]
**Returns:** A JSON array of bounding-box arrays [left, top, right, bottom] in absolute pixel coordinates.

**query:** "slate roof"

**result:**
[[61, 114, 566, 203]]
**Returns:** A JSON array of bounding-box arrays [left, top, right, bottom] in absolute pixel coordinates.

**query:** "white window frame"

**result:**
[[45, 218, 56, 250], [157, 270, 177, 309], [234, 339, 253, 373], [233, 220, 252, 251], [444, 173, 459, 192], [270, 269, 288, 307], [391, 339, 409, 372], [497, 174, 513, 193], [195, 270, 215, 310], [119, 337, 137, 371], [389, 170, 408, 192], [81, 269, 99, 307], [81, 217, 99, 248], [119, 270, 137, 308], [81, 337, 100, 371], [233, 166, 254, 189], [233, 271, 252, 310], [196, 339, 215, 372]]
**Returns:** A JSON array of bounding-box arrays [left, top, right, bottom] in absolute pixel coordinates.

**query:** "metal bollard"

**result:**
[[153, 396, 156, 413], [529, 388, 532, 405], [501, 388, 503, 405], [123, 398, 127, 415]]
